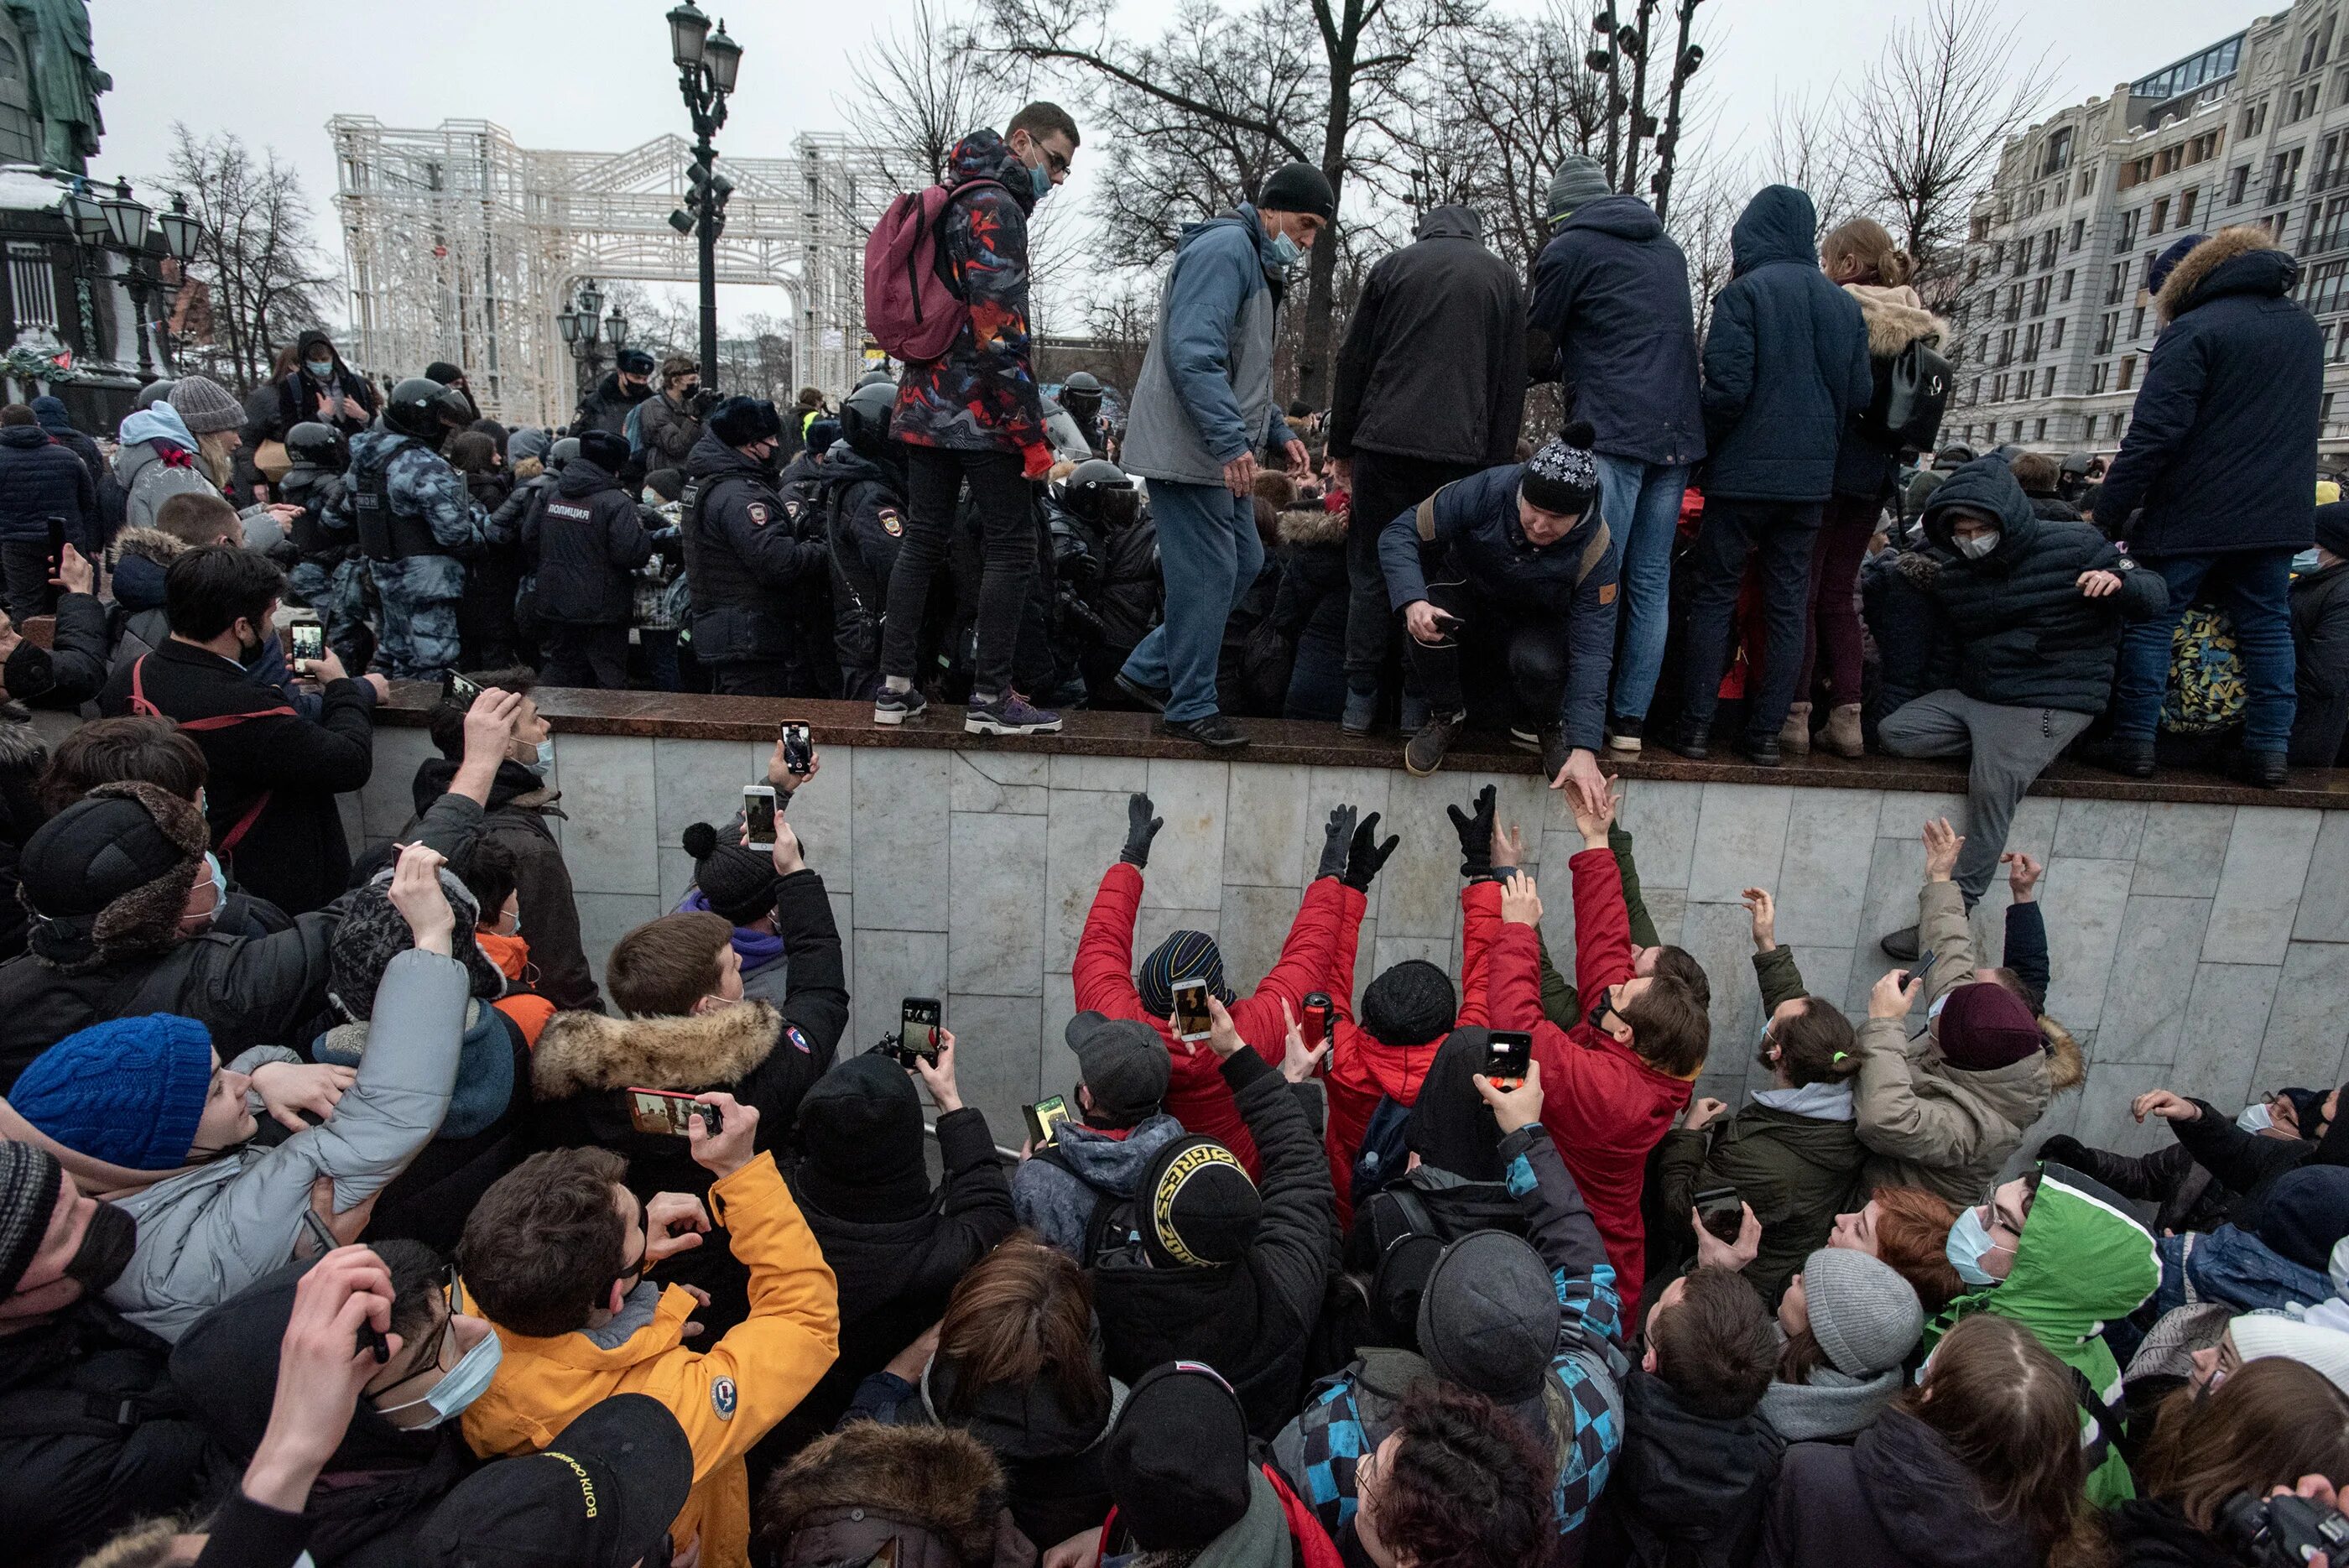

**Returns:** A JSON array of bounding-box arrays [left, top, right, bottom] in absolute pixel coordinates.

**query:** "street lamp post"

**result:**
[[1587, 13, 1624, 194], [558, 278, 629, 399], [667, 3, 742, 390], [65, 179, 201, 380], [1651, 0, 1705, 223]]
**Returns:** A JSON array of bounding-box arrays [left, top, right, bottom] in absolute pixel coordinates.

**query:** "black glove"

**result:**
[[1315, 805, 1359, 882], [1121, 793, 1163, 868], [1447, 784, 1497, 881], [1343, 810, 1401, 892]]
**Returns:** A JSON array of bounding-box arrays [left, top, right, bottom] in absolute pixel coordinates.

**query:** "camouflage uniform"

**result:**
[[326, 430, 490, 680]]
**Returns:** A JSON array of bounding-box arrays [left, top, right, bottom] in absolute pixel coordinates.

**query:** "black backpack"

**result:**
[[1867, 337, 1953, 453]]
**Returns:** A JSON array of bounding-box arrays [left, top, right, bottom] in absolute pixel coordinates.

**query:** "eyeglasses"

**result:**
[[372, 1271, 465, 1404], [1043, 147, 1071, 176]]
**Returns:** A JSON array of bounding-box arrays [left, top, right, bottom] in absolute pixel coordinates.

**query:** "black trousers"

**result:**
[[0, 539, 51, 624], [887, 445, 1034, 698], [1346, 450, 1487, 697], [1404, 580, 1570, 732], [540, 623, 631, 690], [711, 659, 795, 697], [1676, 497, 1824, 743]]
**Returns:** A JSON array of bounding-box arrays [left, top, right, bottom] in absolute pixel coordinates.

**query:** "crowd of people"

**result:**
[[0, 88, 2332, 1568]]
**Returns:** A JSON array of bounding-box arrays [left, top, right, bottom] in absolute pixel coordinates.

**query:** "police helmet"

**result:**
[[839, 379, 898, 457], [284, 421, 348, 471], [383, 377, 472, 440], [1056, 456, 1138, 528], [1063, 370, 1102, 395], [2060, 451, 2094, 477]]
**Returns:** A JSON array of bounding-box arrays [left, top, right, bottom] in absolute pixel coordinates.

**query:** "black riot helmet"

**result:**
[[2060, 451, 2094, 478], [283, 421, 348, 472], [839, 379, 898, 458], [1060, 369, 1103, 414], [383, 377, 472, 441], [1055, 456, 1138, 529]]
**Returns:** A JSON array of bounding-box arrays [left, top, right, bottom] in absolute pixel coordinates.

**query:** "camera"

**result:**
[[2217, 1489, 2349, 1567], [689, 386, 721, 419]]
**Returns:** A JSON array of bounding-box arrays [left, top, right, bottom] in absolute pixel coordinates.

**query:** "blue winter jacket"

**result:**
[[1699, 186, 1872, 503], [1529, 195, 1706, 467], [2093, 231, 2323, 557], [1376, 461, 1621, 748], [0, 422, 95, 550], [1120, 203, 1296, 487]]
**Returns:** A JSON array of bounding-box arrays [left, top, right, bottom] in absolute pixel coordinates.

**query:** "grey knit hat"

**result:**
[[168, 374, 245, 435], [1418, 1229, 1560, 1410], [1546, 155, 1611, 226], [1800, 1248, 1924, 1377]]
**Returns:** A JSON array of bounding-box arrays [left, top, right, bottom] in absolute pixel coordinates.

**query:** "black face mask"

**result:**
[[1586, 997, 1614, 1034], [64, 1201, 136, 1294]]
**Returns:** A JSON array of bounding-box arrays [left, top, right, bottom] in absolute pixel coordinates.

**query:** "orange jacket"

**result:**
[[461, 1154, 840, 1568]]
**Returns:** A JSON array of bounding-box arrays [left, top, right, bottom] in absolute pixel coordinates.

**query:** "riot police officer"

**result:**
[[1045, 457, 1159, 702], [328, 376, 488, 679], [524, 428, 653, 689], [680, 396, 830, 695], [823, 380, 914, 701], [1060, 370, 1108, 457]]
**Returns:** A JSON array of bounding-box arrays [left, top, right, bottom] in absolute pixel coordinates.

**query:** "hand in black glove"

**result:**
[[1315, 805, 1359, 882], [1447, 784, 1498, 881], [1121, 793, 1163, 868], [1343, 810, 1401, 892]]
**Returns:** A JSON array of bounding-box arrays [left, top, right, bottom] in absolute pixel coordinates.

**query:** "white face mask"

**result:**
[[2238, 1102, 2278, 1133], [1956, 531, 2000, 560]]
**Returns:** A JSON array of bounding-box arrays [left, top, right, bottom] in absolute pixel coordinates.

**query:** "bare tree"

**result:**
[[156, 125, 332, 393], [1847, 0, 2053, 285], [1762, 90, 1866, 237], [844, 0, 1018, 190]]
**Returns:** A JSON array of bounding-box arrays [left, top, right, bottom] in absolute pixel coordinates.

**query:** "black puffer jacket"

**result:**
[[1591, 1369, 1782, 1568], [2291, 551, 2349, 766], [571, 369, 649, 439], [1919, 455, 2167, 712], [0, 421, 96, 550], [1760, 1408, 2039, 1568], [2104, 1498, 2240, 1568], [1529, 195, 1706, 466], [521, 456, 651, 624], [1092, 1049, 1337, 1438]]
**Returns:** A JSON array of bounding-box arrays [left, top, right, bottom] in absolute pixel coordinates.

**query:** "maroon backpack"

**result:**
[[862, 178, 1007, 363]]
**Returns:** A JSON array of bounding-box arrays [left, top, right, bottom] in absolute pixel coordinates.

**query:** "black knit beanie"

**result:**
[[1519, 421, 1599, 517], [1402, 1029, 1508, 1181], [1362, 960, 1456, 1046], [1256, 162, 1336, 221], [1138, 1135, 1259, 1268], [1104, 1363, 1253, 1550], [682, 822, 777, 926], [794, 1055, 931, 1218], [0, 1142, 61, 1297]]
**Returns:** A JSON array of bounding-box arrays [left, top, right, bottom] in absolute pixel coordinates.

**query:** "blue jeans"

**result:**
[[1121, 478, 1263, 722], [1593, 455, 1689, 722], [2112, 548, 2298, 752]]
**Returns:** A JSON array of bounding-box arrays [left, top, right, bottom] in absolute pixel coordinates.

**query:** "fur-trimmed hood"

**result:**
[[1276, 503, 1346, 549], [0, 701, 43, 777], [1846, 282, 1946, 357], [2158, 226, 2296, 325], [114, 527, 190, 568], [2042, 1014, 2086, 1093], [757, 1421, 1010, 1567], [530, 998, 782, 1099]]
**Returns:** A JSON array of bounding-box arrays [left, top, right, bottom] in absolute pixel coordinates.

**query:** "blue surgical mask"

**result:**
[[1267, 230, 1304, 270], [1945, 1205, 2012, 1287], [1956, 531, 2000, 560], [305, 357, 335, 380], [1029, 160, 1053, 199], [1928, 991, 1950, 1022], [2238, 1101, 2277, 1133], [2294, 548, 2323, 576], [376, 1324, 503, 1429], [521, 737, 554, 778]]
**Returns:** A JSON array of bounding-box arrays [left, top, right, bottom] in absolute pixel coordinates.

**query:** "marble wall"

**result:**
[[349, 725, 2349, 1168]]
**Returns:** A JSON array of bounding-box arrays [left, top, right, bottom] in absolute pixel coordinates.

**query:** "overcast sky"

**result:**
[[90, 0, 2269, 333]]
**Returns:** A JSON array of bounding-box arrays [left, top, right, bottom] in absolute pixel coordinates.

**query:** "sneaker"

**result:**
[[1879, 924, 1920, 962], [1164, 712, 1249, 749], [1341, 687, 1378, 736], [1606, 718, 1643, 755], [1539, 726, 1573, 782], [1404, 711, 1468, 777], [1508, 726, 1540, 753], [873, 687, 928, 725], [966, 694, 1063, 736], [2232, 748, 2289, 789], [1113, 671, 1169, 713]]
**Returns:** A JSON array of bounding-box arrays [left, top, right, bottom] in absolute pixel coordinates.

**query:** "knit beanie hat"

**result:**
[[1136, 930, 1233, 1019], [1138, 1135, 1260, 1267], [1935, 982, 2043, 1071], [2230, 1313, 2349, 1395], [0, 1142, 61, 1297], [11, 1014, 216, 1171], [2249, 1166, 2349, 1273], [795, 1054, 930, 1212], [1800, 1248, 1925, 1377], [1068, 1012, 1171, 1123], [1519, 421, 1599, 517], [1103, 1362, 1253, 1550], [1418, 1229, 1560, 1409], [1256, 162, 1336, 221], [681, 822, 777, 926], [328, 863, 502, 1022], [2316, 503, 2349, 560], [424, 362, 465, 386], [19, 782, 208, 972], [1402, 1028, 1507, 1182], [2147, 233, 2207, 297], [168, 374, 244, 435], [1362, 960, 1456, 1047], [1545, 154, 1611, 226]]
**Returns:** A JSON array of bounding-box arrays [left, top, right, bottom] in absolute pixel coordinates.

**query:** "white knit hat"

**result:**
[[2231, 1312, 2349, 1394]]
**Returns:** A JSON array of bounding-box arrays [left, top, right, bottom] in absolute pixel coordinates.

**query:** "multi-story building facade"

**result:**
[[1955, 7, 2349, 465]]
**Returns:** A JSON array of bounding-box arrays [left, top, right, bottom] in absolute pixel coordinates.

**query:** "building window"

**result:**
[[2131, 304, 2148, 338], [2230, 164, 2253, 205], [2097, 311, 2119, 353], [2290, 83, 2321, 124], [2090, 361, 2110, 393], [2041, 127, 2074, 175], [2107, 260, 2131, 305], [2080, 169, 2097, 201], [2118, 355, 2139, 390], [2023, 322, 2043, 360], [2327, 390, 2339, 425], [2306, 256, 2349, 313], [2031, 275, 2053, 315], [2050, 316, 2067, 350], [2151, 195, 2171, 234], [2305, 13, 2336, 73], [2180, 187, 2200, 226], [4, 243, 52, 333], [1998, 327, 2017, 363], [1970, 375, 1982, 403], [2060, 268, 2076, 303], [2268, 146, 2306, 205], [2034, 417, 2050, 440], [2117, 207, 2141, 250], [2038, 227, 2059, 268], [2068, 217, 2086, 251], [2244, 99, 2270, 138], [1992, 373, 2008, 402], [2041, 366, 2057, 398]]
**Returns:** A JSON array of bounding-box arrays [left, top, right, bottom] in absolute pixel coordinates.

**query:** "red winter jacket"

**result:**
[[1072, 862, 1346, 1174], [1321, 878, 1503, 1227], [1486, 847, 1694, 1310]]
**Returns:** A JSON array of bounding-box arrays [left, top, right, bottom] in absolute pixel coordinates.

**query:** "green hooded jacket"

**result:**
[[1922, 1163, 2159, 1508]]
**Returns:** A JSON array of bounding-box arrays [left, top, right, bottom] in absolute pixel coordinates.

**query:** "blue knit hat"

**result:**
[[11, 1014, 216, 1170], [1136, 930, 1234, 1019]]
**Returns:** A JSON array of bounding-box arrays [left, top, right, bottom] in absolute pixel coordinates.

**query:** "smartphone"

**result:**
[[287, 617, 325, 669], [743, 784, 778, 851], [444, 670, 484, 706], [1429, 609, 1466, 646], [898, 997, 942, 1062], [780, 721, 813, 776], [1695, 1185, 1746, 1243], [1024, 1094, 1071, 1148], [1171, 979, 1213, 1044], [1484, 1029, 1533, 1090], [627, 1088, 721, 1138], [1301, 991, 1334, 1048], [1898, 950, 1937, 991]]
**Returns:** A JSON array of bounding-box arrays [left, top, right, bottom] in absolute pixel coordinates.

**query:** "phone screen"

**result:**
[[781, 722, 813, 774], [628, 1089, 706, 1138], [743, 787, 778, 849], [900, 998, 942, 1060], [1172, 980, 1213, 1042], [1485, 1029, 1533, 1086], [1695, 1186, 1745, 1242], [289, 622, 325, 664], [1026, 1095, 1070, 1147], [445, 671, 484, 706]]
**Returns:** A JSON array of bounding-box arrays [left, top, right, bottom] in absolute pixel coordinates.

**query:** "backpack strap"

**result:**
[[2066, 1365, 2122, 1474], [933, 177, 1012, 300], [0, 1387, 175, 1441], [1572, 518, 1614, 591], [1033, 1143, 1132, 1263]]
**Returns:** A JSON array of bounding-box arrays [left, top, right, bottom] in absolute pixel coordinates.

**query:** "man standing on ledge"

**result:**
[[1115, 163, 1329, 749]]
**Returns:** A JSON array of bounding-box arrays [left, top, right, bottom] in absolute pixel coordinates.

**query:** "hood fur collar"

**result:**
[[2158, 227, 2282, 323], [532, 999, 781, 1098], [114, 527, 190, 567], [2042, 1016, 2086, 1092], [1278, 504, 1346, 548], [0, 701, 42, 775], [758, 1423, 1007, 1563], [1845, 283, 1946, 357]]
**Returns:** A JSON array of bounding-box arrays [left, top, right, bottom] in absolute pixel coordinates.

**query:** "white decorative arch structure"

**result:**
[[330, 117, 889, 428]]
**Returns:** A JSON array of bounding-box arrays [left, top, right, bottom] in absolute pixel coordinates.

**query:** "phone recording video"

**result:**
[[743, 785, 779, 851], [444, 670, 485, 707], [1484, 1029, 1533, 1090], [898, 997, 942, 1064], [1024, 1095, 1071, 1148], [288, 620, 325, 668], [780, 721, 814, 775], [627, 1088, 720, 1138], [1695, 1185, 1746, 1243], [1171, 979, 1213, 1043]]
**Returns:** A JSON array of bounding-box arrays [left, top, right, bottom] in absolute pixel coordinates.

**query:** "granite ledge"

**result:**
[[368, 684, 2349, 811]]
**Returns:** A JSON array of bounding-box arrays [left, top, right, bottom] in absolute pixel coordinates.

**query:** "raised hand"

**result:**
[[1500, 869, 1544, 927], [1922, 816, 1964, 883], [1447, 784, 1498, 880], [386, 841, 454, 954], [1121, 793, 1164, 868], [1868, 967, 1922, 1020], [1343, 810, 1400, 892], [1742, 888, 1777, 952], [1473, 1056, 1544, 1133], [1316, 803, 1359, 882]]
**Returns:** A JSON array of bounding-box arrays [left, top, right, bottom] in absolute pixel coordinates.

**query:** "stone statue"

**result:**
[[5, 0, 106, 173]]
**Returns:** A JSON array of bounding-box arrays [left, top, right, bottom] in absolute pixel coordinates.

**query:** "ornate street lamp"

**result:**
[[667, 1, 711, 68], [673, 9, 742, 386], [100, 180, 150, 253]]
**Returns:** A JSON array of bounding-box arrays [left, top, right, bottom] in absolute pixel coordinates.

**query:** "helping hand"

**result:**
[[1342, 810, 1400, 892], [1741, 888, 1777, 952], [1121, 793, 1164, 868], [1921, 816, 1964, 882], [1446, 784, 1497, 879], [2002, 851, 2044, 903], [2131, 1090, 2201, 1124], [1499, 869, 1544, 927]]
